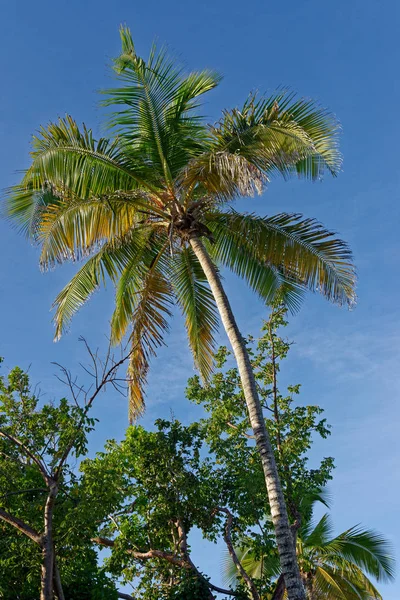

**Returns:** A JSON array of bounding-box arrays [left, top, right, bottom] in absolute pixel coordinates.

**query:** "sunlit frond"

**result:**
[[126, 266, 174, 420], [181, 91, 341, 201], [205, 210, 356, 307], [170, 246, 219, 379], [52, 226, 154, 340], [111, 237, 174, 419], [25, 115, 157, 197], [103, 27, 220, 183], [37, 193, 155, 269]]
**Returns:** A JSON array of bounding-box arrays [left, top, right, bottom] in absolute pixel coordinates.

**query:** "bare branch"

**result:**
[[215, 507, 260, 600], [0, 487, 47, 499], [92, 534, 238, 597], [92, 537, 188, 568], [0, 430, 50, 483], [54, 344, 133, 478]]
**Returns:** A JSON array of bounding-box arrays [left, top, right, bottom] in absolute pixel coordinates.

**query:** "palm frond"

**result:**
[[204, 213, 306, 313], [170, 246, 219, 379], [205, 210, 356, 307], [20, 116, 157, 200], [103, 27, 220, 183], [319, 526, 395, 582], [52, 227, 154, 340], [52, 247, 113, 341], [222, 545, 280, 588], [112, 239, 174, 419], [304, 513, 335, 547], [314, 564, 381, 600], [110, 229, 166, 345], [181, 91, 341, 201], [37, 193, 157, 269]]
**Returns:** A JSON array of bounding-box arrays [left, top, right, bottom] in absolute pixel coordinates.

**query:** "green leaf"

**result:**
[[170, 246, 219, 380], [205, 210, 356, 307]]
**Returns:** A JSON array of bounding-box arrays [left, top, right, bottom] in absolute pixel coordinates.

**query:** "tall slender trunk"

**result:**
[[189, 234, 306, 600], [41, 483, 57, 600]]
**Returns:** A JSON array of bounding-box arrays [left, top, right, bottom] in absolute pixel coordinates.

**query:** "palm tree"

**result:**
[[223, 512, 395, 599], [6, 27, 356, 600]]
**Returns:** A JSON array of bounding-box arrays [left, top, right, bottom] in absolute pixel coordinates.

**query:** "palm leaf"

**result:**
[[319, 526, 395, 582], [222, 544, 280, 588], [52, 226, 154, 340], [303, 513, 335, 547], [203, 211, 305, 312], [205, 210, 356, 307], [110, 229, 166, 345], [37, 194, 158, 269], [103, 27, 220, 183], [214, 91, 341, 180], [121, 241, 174, 420], [24, 115, 157, 197], [170, 246, 219, 379]]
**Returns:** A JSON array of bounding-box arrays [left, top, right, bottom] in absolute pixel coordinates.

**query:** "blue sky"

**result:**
[[0, 0, 399, 596]]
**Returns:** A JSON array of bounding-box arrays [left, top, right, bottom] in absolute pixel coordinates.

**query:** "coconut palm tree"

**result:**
[[6, 27, 356, 600], [223, 512, 395, 599]]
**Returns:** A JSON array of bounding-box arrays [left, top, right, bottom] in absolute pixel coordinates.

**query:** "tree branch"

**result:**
[[227, 422, 255, 439], [0, 507, 41, 544], [216, 507, 260, 600], [175, 518, 239, 597], [92, 537, 188, 568], [0, 430, 50, 483], [92, 535, 239, 597], [271, 574, 286, 600], [0, 487, 47, 500], [55, 346, 133, 478]]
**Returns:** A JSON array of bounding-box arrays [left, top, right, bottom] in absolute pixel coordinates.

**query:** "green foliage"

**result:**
[[80, 419, 229, 598], [0, 364, 117, 599], [0, 306, 394, 599], [186, 302, 335, 526], [223, 502, 395, 600], [76, 308, 358, 598]]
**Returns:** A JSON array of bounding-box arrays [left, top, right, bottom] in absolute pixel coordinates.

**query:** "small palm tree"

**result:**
[[7, 27, 356, 600], [224, 514, 395, 599]]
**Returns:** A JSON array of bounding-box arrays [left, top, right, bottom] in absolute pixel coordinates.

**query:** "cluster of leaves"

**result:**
[[0, 362, 117, 599], [0, 306, 394, 599], [186, 304, 335, 528], [79, 420, 228, 596]]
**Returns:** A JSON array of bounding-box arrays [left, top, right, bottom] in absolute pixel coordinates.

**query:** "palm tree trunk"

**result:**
[[189, 234, 306, 600]]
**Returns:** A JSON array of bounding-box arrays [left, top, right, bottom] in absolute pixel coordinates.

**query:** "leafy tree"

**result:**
[[0, 349, 130, 600], [6, 26, 356, 599], [189, 306, 395, 599], [81, 420, 243, 600], [187, 303, 335, 527], [80, 310, 343, 599]]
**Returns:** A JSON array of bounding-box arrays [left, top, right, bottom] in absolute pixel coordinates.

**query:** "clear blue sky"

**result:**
[[0, 0, 399, 596]]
